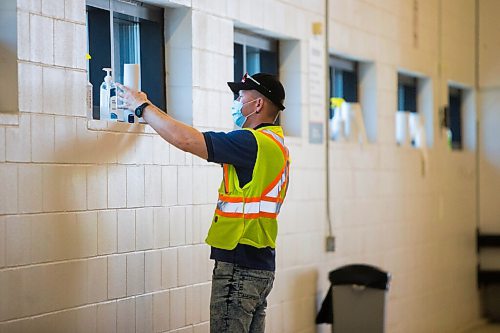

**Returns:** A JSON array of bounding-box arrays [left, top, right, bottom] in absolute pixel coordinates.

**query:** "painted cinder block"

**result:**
[[0, 163, 18, 213], [5, 215, 31, 267], [177, 246, 193, 286], [65, 69, 87, 116], [117, 209, 135, 253], [182, 205, 192, 246], [136, 207, 154, 251], [30, 14, 53, 64], [17, 10, 30, 61], [6, 113, 31, 162], [87, 165, 108, 210], [145, 165, 162, 207], [117, 297, 138, 332], [42, 0, 65, 19], [169, 287, 186, 330], [54, 20, 76, 68], [17, 0, 42, 13], [185, 285, 202, 325], [31, 213, 75, 263], [153, 135, 170, 165], [108, 254, 126, 299], [162, 247, 178, 289], [96, 131, 119, 164], [75, 305, 98, 333], [31, 114, 55, 163], [0, 217, 4, 268], [31, 260, 88, 315], [98, 210, 117, 255], [42, 66, 66, 115], [162, 165, 178, 206], [108, 165, 127, 209], [126, 165, 145, 208], [135, 294, 153, 333], [87, 256, 108, 303], [153, 290, 170, 332], [127, 253, 145, 296], [145, 250, 162, 293], [34, 304, 77, 333], [136, 135, 153, 165], [42, 164, 87, 212], [97, 301, 117, 333], [0, 128, 4, 163], [169, 206, 186, 247], [54, 115, 78, 163], [199, 283, 211, 322], [153, 207, 170, 248], [64, 0, 86, 23]]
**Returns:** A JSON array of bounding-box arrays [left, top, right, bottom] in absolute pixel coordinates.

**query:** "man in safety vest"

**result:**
[[118, 72, 289, 333]]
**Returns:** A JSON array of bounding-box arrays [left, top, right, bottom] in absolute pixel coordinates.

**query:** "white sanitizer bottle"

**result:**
[[109, 82, 118, 121], [99, 68, 112, 120]]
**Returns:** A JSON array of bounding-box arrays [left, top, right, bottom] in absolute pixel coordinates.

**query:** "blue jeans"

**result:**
[[210, 261, 275, 333]]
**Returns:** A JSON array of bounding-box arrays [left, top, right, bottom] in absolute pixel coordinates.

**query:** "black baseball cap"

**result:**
[[227, 73, 286, 110]]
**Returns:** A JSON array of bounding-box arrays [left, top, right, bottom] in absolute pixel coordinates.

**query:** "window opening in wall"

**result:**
[[329, 55, 369, 143], [234, 30, 279, 124], [448, 86, 463, 150], [396, 73, 433, 148], [86, 0, 165, 120], [330, 56, 358, 104]]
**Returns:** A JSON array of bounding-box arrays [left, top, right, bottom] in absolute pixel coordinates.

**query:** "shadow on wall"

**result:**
[[1, 119, 170, 326]]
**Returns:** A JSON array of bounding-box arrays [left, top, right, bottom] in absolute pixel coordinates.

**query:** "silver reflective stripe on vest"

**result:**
[[260, 200, 282, 214], [216, 129, 289, 218], [217, 199, 282, 215], [262, 129, 285, 146], [217, 200, 243, 213]]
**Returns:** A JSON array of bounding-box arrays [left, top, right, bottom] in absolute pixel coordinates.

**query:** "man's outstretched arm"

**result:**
[[118, 84, 208, 160]]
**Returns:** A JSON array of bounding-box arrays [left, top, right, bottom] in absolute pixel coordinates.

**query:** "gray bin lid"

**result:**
[[329, 264, 390, 290]]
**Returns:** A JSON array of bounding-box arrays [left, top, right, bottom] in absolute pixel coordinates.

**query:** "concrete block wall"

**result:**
[[0, 0, 487, 332]]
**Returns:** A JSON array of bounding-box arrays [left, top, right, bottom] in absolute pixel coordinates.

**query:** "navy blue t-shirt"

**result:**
[[203, 124, 276, 271]]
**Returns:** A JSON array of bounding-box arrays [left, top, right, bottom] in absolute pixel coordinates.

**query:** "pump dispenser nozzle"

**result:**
[[103, 68, 113, 83]]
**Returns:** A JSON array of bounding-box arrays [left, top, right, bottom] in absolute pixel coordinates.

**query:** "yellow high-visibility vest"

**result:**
[[205, 126, 290, 250]]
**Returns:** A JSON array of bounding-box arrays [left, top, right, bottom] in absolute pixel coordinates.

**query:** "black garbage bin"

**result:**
[[316, 264, 390, 333]]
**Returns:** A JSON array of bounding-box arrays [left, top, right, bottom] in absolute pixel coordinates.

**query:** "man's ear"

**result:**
[[255, 98, 264, 113]]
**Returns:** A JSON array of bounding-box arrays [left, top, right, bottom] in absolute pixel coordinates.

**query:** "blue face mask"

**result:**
[[231, 99, 258, 128]]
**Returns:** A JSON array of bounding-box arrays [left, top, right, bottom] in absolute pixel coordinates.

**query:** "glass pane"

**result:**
[[87, 6, 111, 119], [334, 70, 343, 98], [404, 85, 417, 113], [259, 49, 278, 75], [342, 70, 358, 102], [234, 43, 244, 83], [397, 84, 405, 111], [113, 17, 140, 85], [449, 91, 462, 149], [246, 46, 261, 75]]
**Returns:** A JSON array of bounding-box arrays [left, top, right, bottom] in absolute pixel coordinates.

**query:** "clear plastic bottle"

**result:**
[[99, 68, 118, 121], [99, 68, 112, 120], [109, 83, 118, 121]]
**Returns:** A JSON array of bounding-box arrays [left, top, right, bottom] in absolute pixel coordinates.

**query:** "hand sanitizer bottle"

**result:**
[[109, 83, 118, 121], [99, 68, 112, 120]]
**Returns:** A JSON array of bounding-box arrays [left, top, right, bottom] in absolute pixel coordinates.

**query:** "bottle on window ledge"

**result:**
[[99, 68, 118, 121]]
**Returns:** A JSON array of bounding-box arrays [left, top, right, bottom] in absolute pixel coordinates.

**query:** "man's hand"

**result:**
[[116, 83, 150, 111]]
